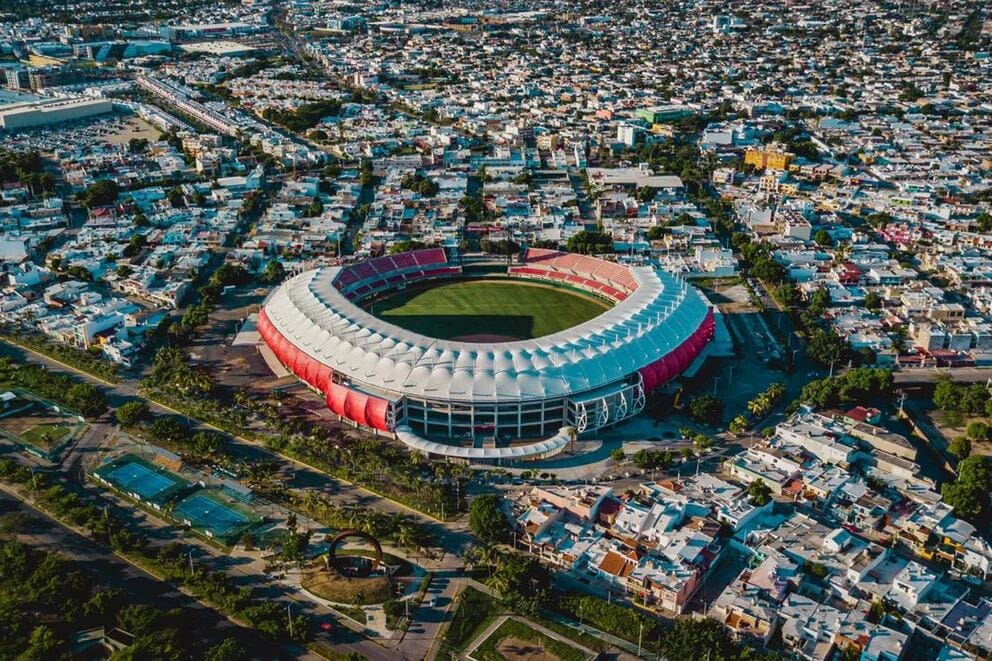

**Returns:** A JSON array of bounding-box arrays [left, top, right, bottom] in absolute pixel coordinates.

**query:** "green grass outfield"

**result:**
[[369, 280, 610, 341]]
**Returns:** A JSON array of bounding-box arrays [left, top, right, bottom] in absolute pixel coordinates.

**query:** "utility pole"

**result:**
[[287, 603, 293, 639], [188, 549, 194, 575], [637, 620, 644, 657]]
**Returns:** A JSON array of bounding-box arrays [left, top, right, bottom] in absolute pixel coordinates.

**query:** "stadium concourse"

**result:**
[[256, 248, 715, 463]]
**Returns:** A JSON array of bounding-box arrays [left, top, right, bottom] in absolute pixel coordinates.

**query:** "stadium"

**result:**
[[257, 248, 715, 463]]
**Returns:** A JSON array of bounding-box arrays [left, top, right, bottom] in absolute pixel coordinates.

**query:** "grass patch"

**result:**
[[301, 564, 393, 605], [334, 604, 366, 625], [438, 586, 501, 660], [19, 423, 72, 448], [530, 616, 610, 653], [370, 280, 609, 340], [474, 618, 589, 661]]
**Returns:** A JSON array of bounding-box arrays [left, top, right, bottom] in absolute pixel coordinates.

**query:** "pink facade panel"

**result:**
[[344, 390, 370, 427], [637, 308, 714, 392]]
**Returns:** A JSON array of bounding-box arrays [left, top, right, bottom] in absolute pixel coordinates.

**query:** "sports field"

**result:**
[[95, 455, 187, 503], [369, 280, 610, 341], [173, 490, 255, 542]]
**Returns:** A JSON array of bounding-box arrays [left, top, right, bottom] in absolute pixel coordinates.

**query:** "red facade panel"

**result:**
[[344, 390, 369, 427], [366, 397, 390, 431], [326, 382, 348, 417]]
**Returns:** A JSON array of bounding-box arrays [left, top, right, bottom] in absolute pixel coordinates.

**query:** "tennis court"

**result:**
[[96, 456, 186, 503], [173, 490, 256, 542]]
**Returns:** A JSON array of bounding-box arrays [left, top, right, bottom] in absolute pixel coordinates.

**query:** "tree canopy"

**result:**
[[82, 179, 120, 208], [468, 494, 511, 544], [941, 455, 992, 525], [566, 230, 613, 255]]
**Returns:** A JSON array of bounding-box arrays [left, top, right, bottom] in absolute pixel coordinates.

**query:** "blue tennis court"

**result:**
[[174, 491, 252, 539], [104, 461, 179, 500]]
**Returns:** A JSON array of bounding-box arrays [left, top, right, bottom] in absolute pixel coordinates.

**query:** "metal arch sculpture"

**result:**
[[326, 529, 384, 575]]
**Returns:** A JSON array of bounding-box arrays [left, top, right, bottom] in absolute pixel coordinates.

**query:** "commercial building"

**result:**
[[0, 97, 113, 131]]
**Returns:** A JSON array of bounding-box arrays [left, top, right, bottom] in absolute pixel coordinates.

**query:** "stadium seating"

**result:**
[[333, 248, 458, 302], [509, 249, 639, 304]]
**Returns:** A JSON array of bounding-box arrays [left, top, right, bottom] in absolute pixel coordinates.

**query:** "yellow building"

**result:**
[[744, 145, 793, 171]]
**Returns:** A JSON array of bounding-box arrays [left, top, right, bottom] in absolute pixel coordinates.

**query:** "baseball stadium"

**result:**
[[256, 248, 715, 463]]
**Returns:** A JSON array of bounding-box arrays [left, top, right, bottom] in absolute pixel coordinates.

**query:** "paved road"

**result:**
[[893, 366, 992, 384], [402, 570, 464, 660], [0, 490, 293, 659], [0, 340, 481, 658], [0, 340, 475, 558]]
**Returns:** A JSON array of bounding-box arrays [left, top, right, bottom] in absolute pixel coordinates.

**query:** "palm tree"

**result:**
[[477, 543, 503, 578], [345, 504, 363, 529], [565, 426, 578, 453], [301, 490, 321, 513], [394, 521, 419, 550]]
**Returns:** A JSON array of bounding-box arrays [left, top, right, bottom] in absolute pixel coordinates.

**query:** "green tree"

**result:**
[[565, 230, 613, 255], [807, 328, 848, 366], [966, 422, 989, 442], [487, 553, 550, 614], [748, 478, 772, 506], [114, 400, 150, 427], [148, 416, 189, 445], [205, 639, 247, 661], [82, 179, 119, 207], [941, 455, 992, 525], [468, 494, 511, 544], [660, 617, 742, 661], [949, 436, 973, 460], [814, 229, 832, 246], [729, 415, 749, 435], [190, 431, 223, 457], [258, 260, 286, 285], [66, 383, 107, 417], [689, 394, 724, 425], [17, 625, 64, 661]]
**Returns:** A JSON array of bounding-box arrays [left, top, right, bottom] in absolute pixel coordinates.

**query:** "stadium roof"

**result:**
[[395, 425, 570, 460], [262, 264, 711, 403]]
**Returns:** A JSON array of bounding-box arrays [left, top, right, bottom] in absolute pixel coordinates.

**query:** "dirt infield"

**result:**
[[451, 333, 520, 343]]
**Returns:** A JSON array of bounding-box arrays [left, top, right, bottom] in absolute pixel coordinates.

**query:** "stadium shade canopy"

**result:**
[[395, 425, 571, 461], [261, 262, 710, 403]]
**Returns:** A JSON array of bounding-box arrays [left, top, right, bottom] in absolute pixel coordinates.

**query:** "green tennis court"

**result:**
[[173, 491, 255, 541], [98, 457, 185, 502]]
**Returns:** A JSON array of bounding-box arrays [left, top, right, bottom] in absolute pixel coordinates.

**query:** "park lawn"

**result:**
[[438, 587, 501, 660], [301, 566, 393, 605], [19, 423, 72, 449], [474, 618, 590, 661], [370, 280, 609, 340]]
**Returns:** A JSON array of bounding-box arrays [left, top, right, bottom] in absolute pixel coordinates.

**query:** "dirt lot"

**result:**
[[0, 400, 83, 451], [930, 409, 992, 456], [494, 637, 560, 661], [100, 116, 161, 146]]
